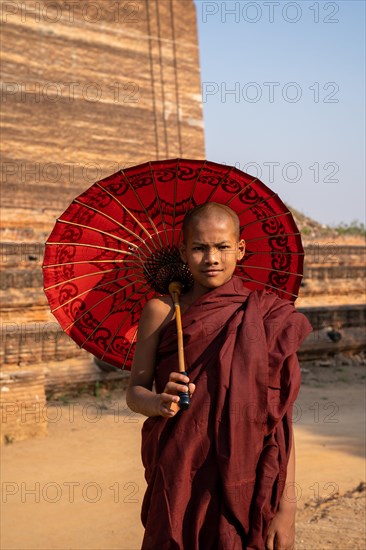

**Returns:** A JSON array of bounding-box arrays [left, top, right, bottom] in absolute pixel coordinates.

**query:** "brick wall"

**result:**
[[0, 0, 205, 387]]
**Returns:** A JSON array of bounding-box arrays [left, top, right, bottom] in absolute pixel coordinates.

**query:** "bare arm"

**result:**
[[265, 430, 297, 550], [278, 430, 297, 511], [126, 297, 195, 418]]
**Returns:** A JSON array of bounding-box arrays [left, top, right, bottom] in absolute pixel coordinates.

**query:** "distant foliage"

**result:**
[[287, 205, 365, 240], [301, 227, 311, 235], [334, 221, 366, 237]]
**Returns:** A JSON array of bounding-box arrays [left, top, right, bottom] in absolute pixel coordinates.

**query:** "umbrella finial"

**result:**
[[142, 246, 193, 295]]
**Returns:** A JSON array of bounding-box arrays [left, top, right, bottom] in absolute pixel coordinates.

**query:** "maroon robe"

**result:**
[[140, 276, 312, 549]]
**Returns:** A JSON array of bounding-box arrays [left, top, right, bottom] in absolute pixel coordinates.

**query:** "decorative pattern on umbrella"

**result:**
[[43, 158, 304, 370]]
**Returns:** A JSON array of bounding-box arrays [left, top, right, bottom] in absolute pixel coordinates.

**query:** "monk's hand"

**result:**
[[156, 372, 196, 418], [265, 505, 296, 550]]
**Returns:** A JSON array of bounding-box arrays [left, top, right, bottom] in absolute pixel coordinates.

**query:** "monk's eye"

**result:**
[[192, 246, 203, 251], [219, 245, 231, 250]]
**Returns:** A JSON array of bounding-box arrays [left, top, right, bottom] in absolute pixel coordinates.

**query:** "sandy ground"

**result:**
[[1, 363, 365, 550]]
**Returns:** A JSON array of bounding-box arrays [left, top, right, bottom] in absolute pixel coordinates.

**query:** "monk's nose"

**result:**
[[204, 249, 219, 264]]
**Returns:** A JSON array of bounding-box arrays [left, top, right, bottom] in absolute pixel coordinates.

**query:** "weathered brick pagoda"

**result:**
[[0, 0, 205, 442]]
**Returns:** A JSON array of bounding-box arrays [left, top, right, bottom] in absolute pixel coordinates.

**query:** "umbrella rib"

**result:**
[[176, 159, 207, 243], [149, 161, 170, 247], [244, 250, 304, 256], [204, 166, 235, 203], [223, 176, 261, 206], [44, 265, 145, 292], [235, 274, 299, 299], [236, 264, 303, 277], [206, 174, 284, 233], [121, 169, 164, 248], [73, 198, 154, 254], [44, 245, 143, 274], [240, 210, 295, 230], [43, 259, 137, 269], [100, 288, 150, 361], [44, 267, 123, 291], [44, 242, 134, 256], [221, 178, 302, 243], [73, 280, 149, 337], [121, 327, 138, 370], [175, 162, 236, 244], [244, 231, 302, 244], [94, 182, 159, 250], [51, 273, 146, 314], [232, 191, 279, 216], [63, 277, 148, 331], [55, 219, 149, 259]]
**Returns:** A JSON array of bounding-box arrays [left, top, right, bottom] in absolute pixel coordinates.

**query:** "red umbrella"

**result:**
[[43, 158, 304, 370]]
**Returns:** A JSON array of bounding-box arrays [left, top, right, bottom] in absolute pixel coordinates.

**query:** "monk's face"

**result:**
[[180, 212, 245, 293]]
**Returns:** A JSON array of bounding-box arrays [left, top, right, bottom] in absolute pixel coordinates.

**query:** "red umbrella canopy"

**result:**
[[43, 158, 304, 370]]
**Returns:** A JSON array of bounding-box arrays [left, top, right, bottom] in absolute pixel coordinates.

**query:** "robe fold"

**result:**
[[140, 276, 312, 550]]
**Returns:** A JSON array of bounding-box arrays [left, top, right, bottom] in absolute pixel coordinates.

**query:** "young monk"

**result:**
[[126, 202, 312, 550]]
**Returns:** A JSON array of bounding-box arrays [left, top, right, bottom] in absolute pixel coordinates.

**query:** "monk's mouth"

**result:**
[[202, 270, 223, 276]]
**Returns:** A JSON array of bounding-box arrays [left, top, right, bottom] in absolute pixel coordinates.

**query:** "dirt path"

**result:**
[[293, 380, 365, 550], [1, 365, 365, 550]]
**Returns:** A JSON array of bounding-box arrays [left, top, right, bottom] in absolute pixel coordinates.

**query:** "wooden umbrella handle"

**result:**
[[168, 281, 190, 410]]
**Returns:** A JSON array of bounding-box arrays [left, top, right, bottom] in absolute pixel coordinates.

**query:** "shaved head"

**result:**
[[182, 203, 240, 242]]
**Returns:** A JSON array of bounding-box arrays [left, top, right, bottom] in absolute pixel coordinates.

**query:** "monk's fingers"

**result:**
[[265, 534, 275, 550], [168, 372, 190, 385], [188, 382, 196, 395], [159, 404, 178, 418], [158, 393, 180, 417], [164, 381, 190, 395], [160, 392, 180, 405]]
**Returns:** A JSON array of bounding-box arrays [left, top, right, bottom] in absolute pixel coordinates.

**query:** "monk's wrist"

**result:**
[[153, 394, 164, 416], [126, 386, 163, 417], [278, 497, 297, 514]]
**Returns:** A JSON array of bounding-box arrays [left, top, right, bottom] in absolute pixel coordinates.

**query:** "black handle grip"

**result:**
[[178, 371, 191, 411]]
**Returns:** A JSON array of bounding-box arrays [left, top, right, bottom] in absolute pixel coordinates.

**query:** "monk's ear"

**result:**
[[179, 243, 187, 264], [237, 239, 246, 261]]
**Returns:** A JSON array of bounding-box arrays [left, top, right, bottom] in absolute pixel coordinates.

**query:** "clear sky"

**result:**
[[194, 0, 365, 226]]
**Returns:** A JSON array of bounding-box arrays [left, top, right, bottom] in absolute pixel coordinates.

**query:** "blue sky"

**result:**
[[194, 0, 365, 226]]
